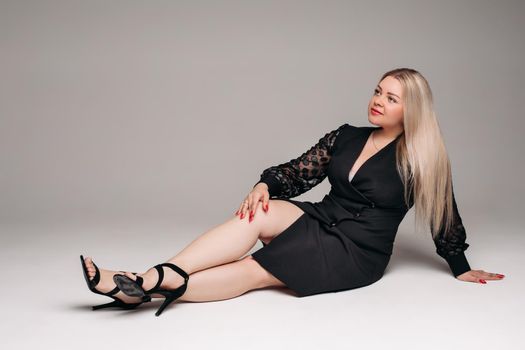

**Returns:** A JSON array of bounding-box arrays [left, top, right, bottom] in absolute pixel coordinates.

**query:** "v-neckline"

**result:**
[[348, 127, 402, 185]]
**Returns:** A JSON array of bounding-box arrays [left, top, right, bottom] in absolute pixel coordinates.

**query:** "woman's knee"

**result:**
[[254, 199, 304, 242]]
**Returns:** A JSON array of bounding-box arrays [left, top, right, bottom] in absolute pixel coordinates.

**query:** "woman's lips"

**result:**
[[371, 108, 383, 115]]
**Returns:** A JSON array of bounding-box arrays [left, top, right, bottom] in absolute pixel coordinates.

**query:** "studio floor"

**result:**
[[0, 217, 521, 350]]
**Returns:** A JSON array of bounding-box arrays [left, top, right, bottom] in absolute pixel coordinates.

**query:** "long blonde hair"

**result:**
[[383, 68, 456, 240]]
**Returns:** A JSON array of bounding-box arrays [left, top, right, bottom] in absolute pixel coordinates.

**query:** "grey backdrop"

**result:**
[[2, 0, 524, 227], [1, 1, 523, 349]]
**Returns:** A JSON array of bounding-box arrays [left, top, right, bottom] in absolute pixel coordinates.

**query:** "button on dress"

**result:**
[[251, 123, 471, 297]]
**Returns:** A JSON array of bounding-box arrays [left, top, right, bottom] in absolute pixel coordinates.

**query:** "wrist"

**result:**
[[253, 177, 281, 197], [446, 252, 471, 277], [254, 182, 269, 190]]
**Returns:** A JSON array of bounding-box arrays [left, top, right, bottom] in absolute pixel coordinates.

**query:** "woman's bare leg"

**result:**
[[168, 214, 263, 273], [120, 199, 304, 295], [167, 199, 304, 270], [178, 255, 288, 302]]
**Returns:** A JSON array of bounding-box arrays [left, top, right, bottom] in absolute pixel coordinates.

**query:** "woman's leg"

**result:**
[[168, 199, 304, 271], [84, 200, 304, 299], [120, 199, 304, 293], [83, 255, 286, 303], [177, 255, 288, 302]]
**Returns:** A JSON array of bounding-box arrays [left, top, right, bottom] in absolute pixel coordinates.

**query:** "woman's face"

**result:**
[[367, 76, 404, 130]]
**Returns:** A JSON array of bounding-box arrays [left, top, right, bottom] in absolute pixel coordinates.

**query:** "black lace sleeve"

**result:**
[[432, 182, 471, 277], [253, 124, 347, 199]]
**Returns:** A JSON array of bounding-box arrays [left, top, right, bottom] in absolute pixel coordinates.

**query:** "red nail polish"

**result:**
[[249, 216, 253, 223], [479, 279, 486, 284], [497, 274, 505, 278], [240, 213, 244, 219], [264, 204, 268, 211]]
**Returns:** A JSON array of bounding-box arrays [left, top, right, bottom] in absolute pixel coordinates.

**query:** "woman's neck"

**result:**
[[375, 126, 404, 141]]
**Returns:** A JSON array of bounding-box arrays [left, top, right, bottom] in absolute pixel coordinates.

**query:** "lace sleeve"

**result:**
[[253, 124, 347, 199], [432, 182, 471, 277]]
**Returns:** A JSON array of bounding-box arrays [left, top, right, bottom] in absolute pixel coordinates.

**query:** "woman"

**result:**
[[80, 68, 505, 317]]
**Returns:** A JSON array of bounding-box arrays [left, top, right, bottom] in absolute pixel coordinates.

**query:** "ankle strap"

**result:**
[[149, 263, 189, 292], [156, 263, 189, 281]]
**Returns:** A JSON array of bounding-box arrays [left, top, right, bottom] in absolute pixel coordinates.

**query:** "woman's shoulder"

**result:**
[[336, 123, 371, 137], [328, 123, 369, 150], [339, 122, 373, 130]]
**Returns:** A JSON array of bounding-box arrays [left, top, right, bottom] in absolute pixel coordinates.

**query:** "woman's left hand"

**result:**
[[456, 269, 505, 283]]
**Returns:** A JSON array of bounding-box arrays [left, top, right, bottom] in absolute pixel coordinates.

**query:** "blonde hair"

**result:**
[[382, 68, 456, 240]]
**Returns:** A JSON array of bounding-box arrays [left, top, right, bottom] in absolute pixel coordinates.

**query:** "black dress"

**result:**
[[251, 123, 471, 297]]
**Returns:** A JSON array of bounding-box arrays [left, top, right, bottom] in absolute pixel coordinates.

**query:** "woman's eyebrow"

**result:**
[[377, 85, 401, 99]]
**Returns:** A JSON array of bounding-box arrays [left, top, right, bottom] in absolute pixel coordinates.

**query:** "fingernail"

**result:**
[[249, 216, 253, 223], [479, 279, 486, 284], [264, 204, 268, 212], [497, 274, 505, 278], [240, 213, 244, 219]]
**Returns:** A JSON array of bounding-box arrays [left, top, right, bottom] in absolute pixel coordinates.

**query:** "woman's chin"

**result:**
[[368, 115, 382, 126]]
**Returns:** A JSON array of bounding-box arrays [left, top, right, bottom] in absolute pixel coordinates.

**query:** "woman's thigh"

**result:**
[[254, 199, 305, 245]]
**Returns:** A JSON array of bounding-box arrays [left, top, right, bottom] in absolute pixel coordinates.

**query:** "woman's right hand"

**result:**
[[236, 182, 270, 222]]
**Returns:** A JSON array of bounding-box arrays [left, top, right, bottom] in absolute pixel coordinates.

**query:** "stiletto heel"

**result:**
[[80, 254, 151, 310], [114, 262, 189, 317], [156, 294, 177, 317]]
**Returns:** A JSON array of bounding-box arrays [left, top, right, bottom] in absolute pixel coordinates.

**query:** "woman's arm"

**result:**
[[253, 123, 347, 199], [432, 182, 471, 278]]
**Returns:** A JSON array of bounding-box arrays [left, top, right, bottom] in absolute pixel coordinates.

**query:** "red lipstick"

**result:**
[[371, 108, 383, 115]]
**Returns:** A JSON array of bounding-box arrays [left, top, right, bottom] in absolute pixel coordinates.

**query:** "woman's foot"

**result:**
[[120, 264, 187, 298], [83, 256, 145, 304]]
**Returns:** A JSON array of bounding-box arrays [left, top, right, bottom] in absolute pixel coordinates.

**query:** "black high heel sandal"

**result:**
[[80, 255, 151, 310], [113, 262, 189, 317]]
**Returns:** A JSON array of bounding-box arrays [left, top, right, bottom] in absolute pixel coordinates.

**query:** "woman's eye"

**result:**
[[374, 88, 397, 103]]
